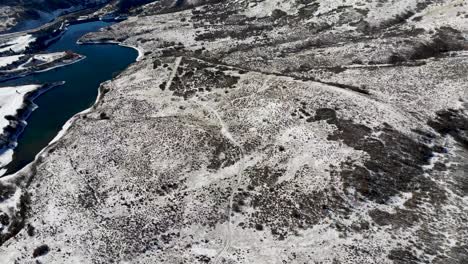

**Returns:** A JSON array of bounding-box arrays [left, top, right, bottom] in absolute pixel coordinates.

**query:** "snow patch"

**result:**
[[0, 55, 23, 68], [0, 35, 35, 53], [0, 85, 39, 131], [34, 52, 67, 62]]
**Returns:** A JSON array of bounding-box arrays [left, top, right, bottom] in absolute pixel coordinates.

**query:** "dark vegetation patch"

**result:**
[[159, 82, 167, 90], [271, 9, 287, 20], [297, 2, 320, 18], [191, 2, 248, 25], [0, 182, 16, 202], [159, 42, 186, 58], [379, 10, 415, 29], [153, 59, 162, 69], [99, 112, 110, 120], [311, 108, 444, 204], [245, 165, 285, 187], [0, 191, 30, 246], [94, 194, 185, 255], [77, 184, 100, 209], [191, 185, 231, 228], [319, 80, 370, 95], [388, 247, 421, 264], [381, 27, 426, 39], [368, 208, 419, 228], [27, 223, 35, 236], [409, 27, 467, 60], [74, 176, 227, 260], [0, 212, 9, 230], [273, 29, 345, 58], [195, 24, 273, 41], [428, 108, 468, 196], [33, 244, 50, 258], [168, 58, 240, 99], [242, 135, 263, 154], [291, 102, 312, 120], [206, 133, 242, 171], [243, 165, 348, 239], [249, 183, 347, 240], [195, 254, 211, 263], [428, 108, 468, 149]]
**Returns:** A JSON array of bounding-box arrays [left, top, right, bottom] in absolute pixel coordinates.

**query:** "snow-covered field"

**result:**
[[14, 52, 69, 71], [33, 52, 67, 63]]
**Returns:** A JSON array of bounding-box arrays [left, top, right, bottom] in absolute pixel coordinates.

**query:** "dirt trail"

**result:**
[[190, 99, 245, 263], [165, 56, 182, 90]]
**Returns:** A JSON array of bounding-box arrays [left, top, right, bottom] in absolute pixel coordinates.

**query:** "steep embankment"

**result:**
[[0, 0, 467, 263]]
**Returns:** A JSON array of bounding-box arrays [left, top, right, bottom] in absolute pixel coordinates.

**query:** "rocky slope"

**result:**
[[1, 0, 468, 263]]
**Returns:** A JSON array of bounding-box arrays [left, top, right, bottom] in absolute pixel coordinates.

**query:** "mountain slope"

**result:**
[[0, 0, 467, 263]]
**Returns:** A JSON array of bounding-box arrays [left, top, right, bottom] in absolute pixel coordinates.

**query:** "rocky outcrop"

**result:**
[[1, 0, 467, 263]]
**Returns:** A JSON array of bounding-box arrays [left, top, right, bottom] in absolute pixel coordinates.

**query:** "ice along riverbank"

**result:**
[[0, 21, 138, 176]]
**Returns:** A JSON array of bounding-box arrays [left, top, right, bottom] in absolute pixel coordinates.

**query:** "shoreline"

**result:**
[[121, 44, 144, 62], [0, 4, 142, 249], [0, 76, 115, 243], [77, 39, 144, 61], [0, 20, 139, 177], [0, 54, 86, 83], [0, 28, 139, 177], [0, 82, 65, 176], [0, 10, 142, 248]]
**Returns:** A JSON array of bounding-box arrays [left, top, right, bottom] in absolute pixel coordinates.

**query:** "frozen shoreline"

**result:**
[[0, 52, 85, 82], [0, 21, 138, 176], [0, 82, 64, 176], [0, 79, 101, 178], [77, 39, 144, 61]]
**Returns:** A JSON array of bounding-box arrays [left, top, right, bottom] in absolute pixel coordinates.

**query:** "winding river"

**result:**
[[0, 21, 138, 175]]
